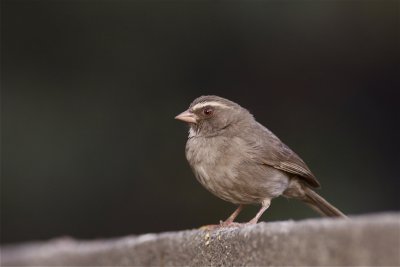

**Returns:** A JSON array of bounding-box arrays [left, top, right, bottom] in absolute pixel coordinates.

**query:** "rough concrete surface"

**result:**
[[1, 213, 399, 266]]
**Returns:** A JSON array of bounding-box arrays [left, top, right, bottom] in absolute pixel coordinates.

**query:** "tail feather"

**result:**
[[303, 187, 347, 218]]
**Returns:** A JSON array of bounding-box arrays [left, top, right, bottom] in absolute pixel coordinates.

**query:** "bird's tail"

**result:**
[[302, 186, 347, 218]]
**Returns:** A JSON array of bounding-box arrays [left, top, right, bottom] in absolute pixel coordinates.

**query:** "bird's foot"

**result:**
[[199, 221, 243, 231], [219, 220, 243, 228], [220, 219, 259, 228]]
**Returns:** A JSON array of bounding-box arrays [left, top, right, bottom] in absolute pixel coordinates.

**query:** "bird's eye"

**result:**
[[203, 107, 213, 116]]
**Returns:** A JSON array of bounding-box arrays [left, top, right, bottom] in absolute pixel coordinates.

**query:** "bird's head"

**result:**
[[175, 95, 252, 137]]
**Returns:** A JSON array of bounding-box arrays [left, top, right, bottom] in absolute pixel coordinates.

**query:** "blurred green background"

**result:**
[[1, 1, 399, 244]]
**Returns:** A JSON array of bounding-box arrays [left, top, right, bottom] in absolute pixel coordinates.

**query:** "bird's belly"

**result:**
[[192, 162, 244, 203], [186, 137, 289, 204]]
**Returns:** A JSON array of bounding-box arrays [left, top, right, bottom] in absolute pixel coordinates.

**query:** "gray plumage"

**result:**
[[176, 95, 346, 225]]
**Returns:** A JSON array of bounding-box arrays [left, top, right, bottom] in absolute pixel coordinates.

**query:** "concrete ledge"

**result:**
[[1, 213, 399, 266]]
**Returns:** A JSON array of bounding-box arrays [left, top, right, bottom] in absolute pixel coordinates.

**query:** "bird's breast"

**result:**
[[185, 135, 290, 204], [185, 136, 253, 203]]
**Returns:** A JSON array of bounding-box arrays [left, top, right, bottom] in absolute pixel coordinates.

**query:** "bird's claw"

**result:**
[[219, 220, 243, 228], [199, 221, 244, 231]]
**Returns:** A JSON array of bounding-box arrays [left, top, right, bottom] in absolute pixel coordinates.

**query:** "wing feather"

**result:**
[[248, 123, 321, 188]]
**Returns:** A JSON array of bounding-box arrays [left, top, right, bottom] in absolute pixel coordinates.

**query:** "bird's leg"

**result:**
[[200, 205, 244, 230], [220, 205, 244, 226], [247, 199, 271, 224]]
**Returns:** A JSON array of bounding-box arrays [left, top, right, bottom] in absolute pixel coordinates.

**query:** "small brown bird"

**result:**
[[175, 95, 346, 227]]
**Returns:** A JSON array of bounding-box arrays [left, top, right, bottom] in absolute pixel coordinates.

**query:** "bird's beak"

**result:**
[[175, 109, 198, 124]]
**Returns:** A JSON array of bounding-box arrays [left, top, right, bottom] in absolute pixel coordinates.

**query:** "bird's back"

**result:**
[[241, 120, 320, 188]]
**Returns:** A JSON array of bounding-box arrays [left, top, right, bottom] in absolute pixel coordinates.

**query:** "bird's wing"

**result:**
[[250, 124, 321, 188]]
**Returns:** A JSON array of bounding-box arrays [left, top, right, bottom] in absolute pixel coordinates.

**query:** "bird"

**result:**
[[175, 95, 346, 227]]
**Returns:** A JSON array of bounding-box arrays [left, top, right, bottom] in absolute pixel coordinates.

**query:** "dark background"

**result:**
[[1, 0, 399, 244]]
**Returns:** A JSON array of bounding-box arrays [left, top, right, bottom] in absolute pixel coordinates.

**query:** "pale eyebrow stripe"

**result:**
[[191, 101, 231, 111]]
